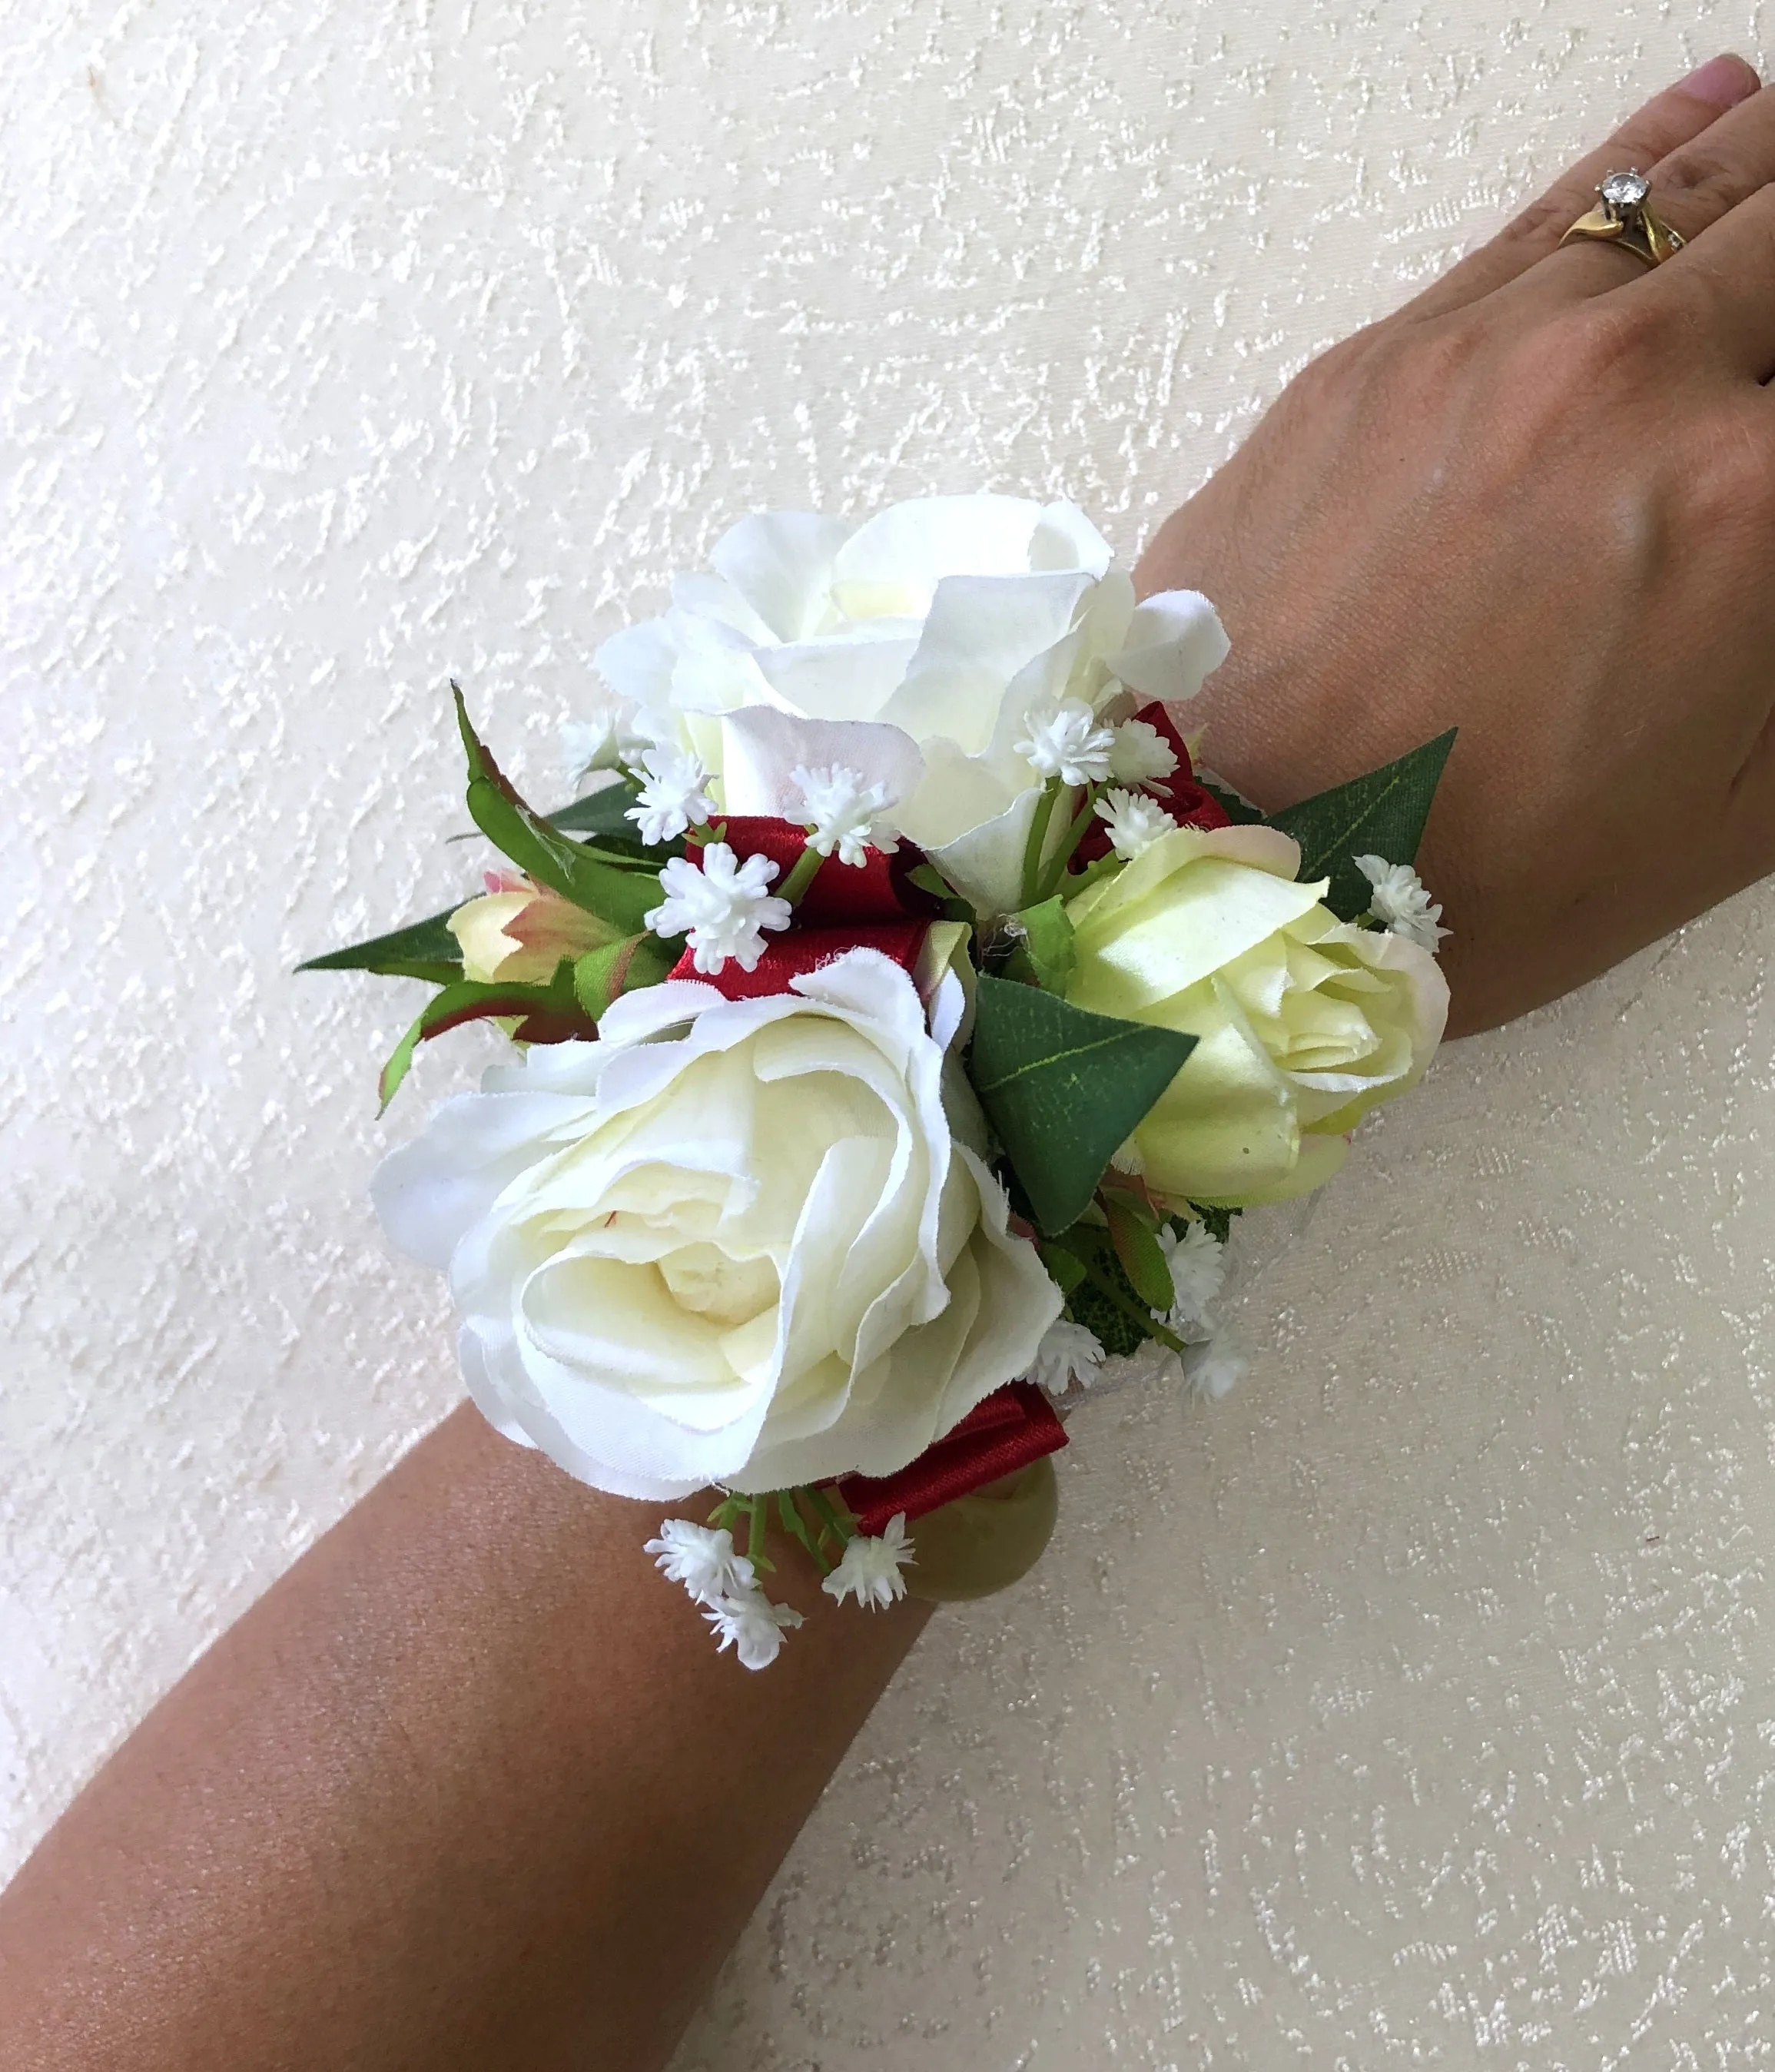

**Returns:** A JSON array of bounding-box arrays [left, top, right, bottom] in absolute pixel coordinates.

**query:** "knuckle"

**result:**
[[1654, 145, 1743, 220], [1687, 413, 1775, 528], [1541, 293, 1683, 380], [1499, 184, 1588, 250], [1280, 327, 1374, 407]]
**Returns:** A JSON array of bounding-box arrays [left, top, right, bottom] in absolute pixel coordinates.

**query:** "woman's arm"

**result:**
[[6, 48, 1775, 2072], [1139, 54, 1775, 1035], [0, 1406, 928, 2072]]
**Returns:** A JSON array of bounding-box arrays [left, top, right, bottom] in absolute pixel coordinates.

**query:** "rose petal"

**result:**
[[718, 706, 924, 818], [1103, 589, 1231, 703]]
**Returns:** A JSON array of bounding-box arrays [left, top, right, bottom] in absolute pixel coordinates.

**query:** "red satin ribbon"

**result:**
[[833, 1381, 1068, 1536], [675, 920, 930, 1000], [666, 815, 942, 1000]]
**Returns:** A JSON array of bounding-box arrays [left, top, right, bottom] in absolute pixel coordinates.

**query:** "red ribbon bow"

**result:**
[[834, 1382, 1067, 1536]]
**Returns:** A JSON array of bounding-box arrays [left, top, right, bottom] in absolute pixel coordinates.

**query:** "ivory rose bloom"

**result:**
[[448, 872, 619, 985], [1065, 825, 1447, 1207], [595, 495, 1229, 883], [371, 950, 1059, 1500]]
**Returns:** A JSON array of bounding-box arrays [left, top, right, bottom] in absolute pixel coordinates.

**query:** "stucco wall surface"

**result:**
[[6, 2, 1775, 2064]]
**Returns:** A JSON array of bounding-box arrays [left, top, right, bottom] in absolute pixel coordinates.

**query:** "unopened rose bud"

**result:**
[[448, 872, 619, 985]]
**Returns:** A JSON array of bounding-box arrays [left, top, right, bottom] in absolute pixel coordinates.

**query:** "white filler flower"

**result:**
[[1029, 1317, 1106, 1396], [1182, 1326, 1249, 1402], [1094, 786, 1176, 862], [644, 1519, 755, 1605], [1107, 717, 1178, 790], [562, 695, 652, 780], [1354, 853, 1449, 952], [1017, 700, 1116, 786], [1157, 1222, 1226, 1333], [823, 1513, 916, 1610], [645, 844, 791, 975], [790, 762, 897, 866], [704, 1588, 805, 1671], [626, 744, 715, 845]]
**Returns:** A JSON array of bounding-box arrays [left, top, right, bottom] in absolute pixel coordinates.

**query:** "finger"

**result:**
[[1637, 179, 1775, 380], [1395, 55, 1760, 324], [1515, 78, 1775, 307]]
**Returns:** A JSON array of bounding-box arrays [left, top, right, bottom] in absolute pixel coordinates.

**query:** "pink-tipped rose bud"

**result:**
[[448, 872, 619, 985]]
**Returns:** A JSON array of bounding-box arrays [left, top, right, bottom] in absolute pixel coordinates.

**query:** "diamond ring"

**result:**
[[1558, 168, 1687, 269]]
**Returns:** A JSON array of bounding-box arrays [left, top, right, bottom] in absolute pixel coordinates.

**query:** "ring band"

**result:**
[[1559, 168, 1686, 269]]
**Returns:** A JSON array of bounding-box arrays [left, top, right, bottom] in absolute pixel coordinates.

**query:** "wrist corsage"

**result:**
[[306, 495, 1452, 1666]]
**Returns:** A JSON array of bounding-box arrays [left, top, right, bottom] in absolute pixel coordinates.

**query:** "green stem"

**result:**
[[1036, 787, 1103, 902], [778, 841, 827, 908], [775, 1489, 832, 1575], [1065, 850, 1121, 898], [806, 1483, 856, 1552], [1019, 779, 1063, 910], [1077, 1252, 1189, 1359], [744, 1494, 775, 1574]]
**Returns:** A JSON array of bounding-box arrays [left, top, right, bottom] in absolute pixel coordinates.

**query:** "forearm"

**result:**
[[0, 1403, 928, 2072]]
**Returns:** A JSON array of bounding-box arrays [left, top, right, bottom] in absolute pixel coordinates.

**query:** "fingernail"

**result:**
[[1677, 52, 1760, 109]]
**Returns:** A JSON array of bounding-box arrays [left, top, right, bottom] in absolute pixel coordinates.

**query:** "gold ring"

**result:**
[[1558, 168, 1686, 268]]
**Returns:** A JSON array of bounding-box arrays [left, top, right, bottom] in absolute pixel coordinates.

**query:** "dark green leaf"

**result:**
[[1268, 728, 1456, 921], [546, 782, 641, 840], [1195, 772, 1269, 826], [377, 961, 592, 1113], [967, 975, 1197, 1236], [454, 686, 662, 934], [546, 783, 679, 868], [1060, 1241, 1154, 1358], [297, 908, 464, 981]]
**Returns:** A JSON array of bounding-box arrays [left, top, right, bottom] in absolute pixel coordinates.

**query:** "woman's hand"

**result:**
[[1137, 54, 1775, 1036]]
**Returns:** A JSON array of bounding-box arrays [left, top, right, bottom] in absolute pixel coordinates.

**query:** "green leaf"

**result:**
[[546, 782, 681, 869], [1060, 1241, 1155, 1358], [967, 975, 1197, 1237], [1268, 728, 1456, 921], [1038, 1240, 1087, 1297], [377, 961, 591, 1113], [572, 932, 677, 1020], [1195, 772, 1269, 826], [454, 686, 662, 934], [1103, 1194, 1175, 1310], [905, 859, 976, 921], [297, 908, 463, 982], [546, 782, 642, 841], [1003, 895, 1075, 994]]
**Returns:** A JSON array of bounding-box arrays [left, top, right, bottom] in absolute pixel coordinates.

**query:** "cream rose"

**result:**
[[371, 949, 1060, 1499], [595, 495, 1227, 878], [1065, 825, 1447, 1207]]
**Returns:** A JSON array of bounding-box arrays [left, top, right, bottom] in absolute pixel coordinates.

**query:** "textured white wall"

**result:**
[[6, 0, 1775, 2062]]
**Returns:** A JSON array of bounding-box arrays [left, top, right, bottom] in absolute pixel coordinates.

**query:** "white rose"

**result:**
[[596, 495, 1227, 910], [371, 949, 1060, 1500]]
